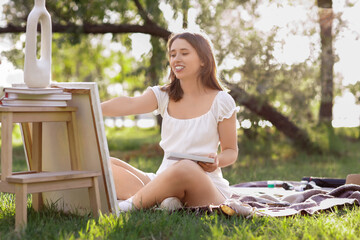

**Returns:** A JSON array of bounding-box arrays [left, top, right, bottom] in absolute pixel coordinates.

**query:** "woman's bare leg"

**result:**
[[111, 157, 151, 200], [132, 160, 225, 209]]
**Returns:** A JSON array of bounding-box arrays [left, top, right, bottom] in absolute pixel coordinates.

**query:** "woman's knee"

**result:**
[[111, 157, 125, 166], [111, 157, 134, 172], [111, 157, 151, 185], [171, 160, 204, 181]]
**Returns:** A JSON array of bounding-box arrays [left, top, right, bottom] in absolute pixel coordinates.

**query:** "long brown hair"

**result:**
[[162, 30, 223, 101]]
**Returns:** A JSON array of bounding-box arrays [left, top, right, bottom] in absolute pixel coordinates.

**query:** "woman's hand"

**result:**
[[198, 153, 218, 172]]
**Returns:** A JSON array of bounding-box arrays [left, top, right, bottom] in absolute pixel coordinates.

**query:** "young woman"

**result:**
[[101, 30, 239, 211]]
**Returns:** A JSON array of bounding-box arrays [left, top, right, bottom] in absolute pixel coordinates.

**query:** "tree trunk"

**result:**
[[228, 84, 322, 153], [147, 37, 163, 128], [318, 0, 334, 125], [182, 0, 190, 29]]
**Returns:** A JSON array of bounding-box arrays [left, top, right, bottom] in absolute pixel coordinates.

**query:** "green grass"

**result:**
[[1, 201, 359, 239], [0, 125, 360, 239]]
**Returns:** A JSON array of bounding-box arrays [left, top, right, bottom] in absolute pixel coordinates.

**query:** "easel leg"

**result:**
[[88, 176, 101, 218], [21, 123, 33, 170], [32, 122, 42, 172], [1, 113, 13, 181], [31, 123, 43, 211], [32, 193, 43, 212], [67, 112, 81, 170]]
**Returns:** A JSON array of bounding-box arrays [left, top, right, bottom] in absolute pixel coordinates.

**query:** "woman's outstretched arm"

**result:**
[[101, 88, 158, 117]]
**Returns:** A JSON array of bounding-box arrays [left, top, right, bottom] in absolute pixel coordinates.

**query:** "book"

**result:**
[[0, 99, 67, 107], [167, 152, 215, 163], [3, 87, 64, 95], [4, 92, 72, 101]]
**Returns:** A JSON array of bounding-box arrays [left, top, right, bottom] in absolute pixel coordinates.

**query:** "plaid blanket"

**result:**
[[213, 184, 360, 217]]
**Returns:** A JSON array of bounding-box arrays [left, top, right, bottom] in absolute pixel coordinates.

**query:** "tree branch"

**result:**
[[226, 82, 322, 153], [0, 23, 172, 40], [132, 0, 153, 25]]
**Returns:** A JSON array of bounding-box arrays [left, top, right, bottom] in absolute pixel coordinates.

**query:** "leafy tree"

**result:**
[[1, 0, 354, 152], [0, 0, 171, 38]]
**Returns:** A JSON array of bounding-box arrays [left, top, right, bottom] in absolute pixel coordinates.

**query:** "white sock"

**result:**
[[118, 196, 134, 212]]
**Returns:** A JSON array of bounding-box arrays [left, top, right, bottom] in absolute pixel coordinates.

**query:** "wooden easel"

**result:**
[[0, 106, 101, 230], [34, 83, 118, 215]]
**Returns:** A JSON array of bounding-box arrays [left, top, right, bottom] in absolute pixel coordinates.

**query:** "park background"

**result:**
[[0, 0, 360, 239]]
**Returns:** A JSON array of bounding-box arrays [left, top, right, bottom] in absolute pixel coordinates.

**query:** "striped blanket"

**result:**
[[212, 184, 360, 217]]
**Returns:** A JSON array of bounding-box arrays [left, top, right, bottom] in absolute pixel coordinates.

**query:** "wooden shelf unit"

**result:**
[[0, 106, 101, 230]]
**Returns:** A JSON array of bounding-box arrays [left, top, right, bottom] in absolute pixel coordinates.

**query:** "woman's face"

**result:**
[[169, 38, 203, 81]]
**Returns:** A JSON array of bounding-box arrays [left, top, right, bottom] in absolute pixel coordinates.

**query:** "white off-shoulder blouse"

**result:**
[[148, 86, 239, 199]]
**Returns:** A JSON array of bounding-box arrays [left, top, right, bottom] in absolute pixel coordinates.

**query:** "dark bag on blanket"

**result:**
[[302, 177, 346, 188]]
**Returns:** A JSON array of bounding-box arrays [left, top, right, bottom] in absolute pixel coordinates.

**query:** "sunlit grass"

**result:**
[[105, 126, 161, 152], [2, 203, 358, 239]]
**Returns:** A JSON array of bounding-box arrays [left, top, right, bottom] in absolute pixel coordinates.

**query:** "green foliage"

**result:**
[[3, 0, 138, 26], [1, 45, 25, 69], [347, 81, 360, 105], [52, 33, 146, 99], [127, 0, 169, 92]]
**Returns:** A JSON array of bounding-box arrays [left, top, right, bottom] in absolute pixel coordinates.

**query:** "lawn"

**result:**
[[0, 125, 360, 239]]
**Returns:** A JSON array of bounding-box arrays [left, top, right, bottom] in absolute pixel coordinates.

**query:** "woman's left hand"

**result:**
[[198, 153, 219, 172]]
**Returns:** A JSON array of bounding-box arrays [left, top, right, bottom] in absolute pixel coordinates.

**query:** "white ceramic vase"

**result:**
[[24, 0, 52, 88]]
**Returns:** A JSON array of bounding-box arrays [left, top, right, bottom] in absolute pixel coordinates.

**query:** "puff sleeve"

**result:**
[[147, 86, 169, 117], [216, 91, 239, 122]]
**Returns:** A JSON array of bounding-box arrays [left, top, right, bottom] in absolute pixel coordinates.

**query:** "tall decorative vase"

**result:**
[[24, 0, 52, 88]]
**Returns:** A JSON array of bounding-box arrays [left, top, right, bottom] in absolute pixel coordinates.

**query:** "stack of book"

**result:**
[[0, 87, 71, 107]]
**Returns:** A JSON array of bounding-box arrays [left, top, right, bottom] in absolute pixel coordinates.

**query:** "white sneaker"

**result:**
[[160, 197, 183, 211]]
